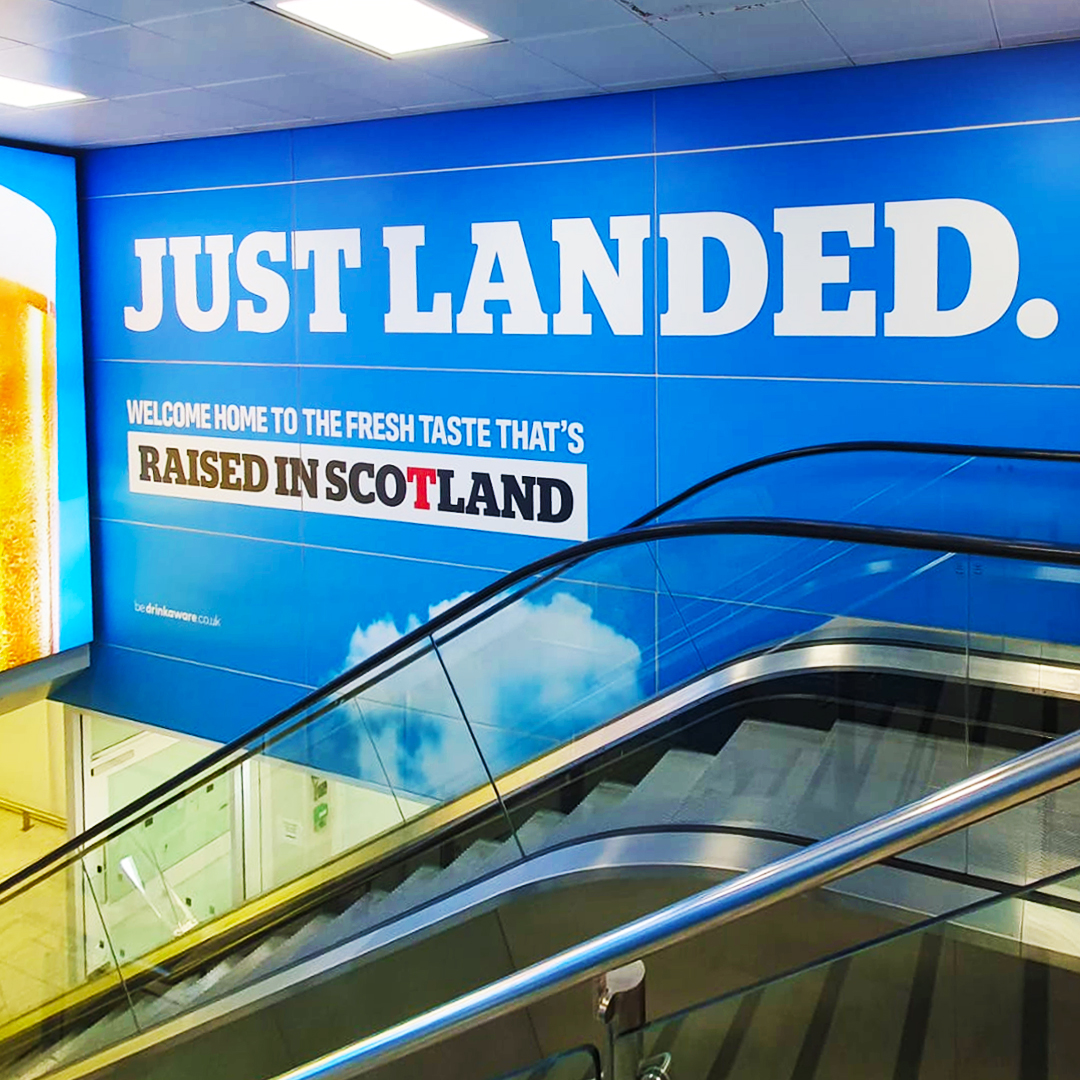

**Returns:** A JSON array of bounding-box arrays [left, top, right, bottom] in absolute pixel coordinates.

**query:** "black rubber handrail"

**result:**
[[628, 440, 1080, 527], [7, 440, 1077, 898]]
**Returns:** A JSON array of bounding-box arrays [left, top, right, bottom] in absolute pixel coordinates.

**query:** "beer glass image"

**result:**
[[0, 185, 58, 672]]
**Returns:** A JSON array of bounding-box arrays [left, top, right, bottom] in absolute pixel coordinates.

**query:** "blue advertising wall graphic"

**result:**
[[64, 41, 1080, 797]]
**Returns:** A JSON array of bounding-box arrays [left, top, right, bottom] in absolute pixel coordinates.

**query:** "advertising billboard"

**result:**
[[0, 144, 90, 676], [69, 42, 1080, 778]]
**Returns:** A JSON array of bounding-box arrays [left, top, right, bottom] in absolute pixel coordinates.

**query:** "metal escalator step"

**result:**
[[912, 741, 1040, 879], [671, 721, 827, 833], [23, 1004, 139, 1076], [612, 749, 714, 828], [271, 911, 337, 956], [135, 954, 242, 1028], [962, 802, 1045, 884], [562, 781, 634, 824], [1010, 804, 1080, 883], [938, 742, 1080, 885], [445, 837, 510, 876], [527, 782, 634, 851], [258, 837, 521, 984], [228, 933, 296, 978], [841, 722, 968, 789], [1042, 771, 1080, 816], [791, 723, 973, 840], [238, 838, 512, 989], [207, 919, 334, 1001], [365, 864, 445, 924], [261, 889, 392, 977], [317, 891, 387, 942], [389, 838, 515, 913], [514, 809, 567, 853], [786, 726, 1079, 884]]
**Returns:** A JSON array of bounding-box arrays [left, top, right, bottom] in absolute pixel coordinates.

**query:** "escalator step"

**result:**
[[528, 782, 634, 851], [777, 723, 972, 842], [821, 724, 969, 810], [261, 889, 392, 977], [672, 721, 826, 833], [17, 1004, 138, 1078], [225, 837, 523, 996], [368, 864, 445, 925], [514, 809, 568, 853], [135, 954, 244, 1029], [387, 838, 514, 914], [613, 749, 714, 828], [207, 920, 332, 1002]]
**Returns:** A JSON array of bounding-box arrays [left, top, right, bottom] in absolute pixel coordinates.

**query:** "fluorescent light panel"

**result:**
[[0, 75, 86, 108], [277, 0, 489, 56]]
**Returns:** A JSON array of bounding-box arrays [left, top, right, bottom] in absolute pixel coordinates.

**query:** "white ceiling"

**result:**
[[0, 0, 1076, 149]]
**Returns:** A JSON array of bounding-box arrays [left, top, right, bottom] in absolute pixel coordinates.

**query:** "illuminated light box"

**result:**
[[0, 145, 91, 675]]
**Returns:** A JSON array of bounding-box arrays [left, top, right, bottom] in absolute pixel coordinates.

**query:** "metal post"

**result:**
[[595, 960, 646, 1080]]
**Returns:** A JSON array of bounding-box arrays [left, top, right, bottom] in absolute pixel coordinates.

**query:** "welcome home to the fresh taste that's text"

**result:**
[[125, 399, 586, 454]]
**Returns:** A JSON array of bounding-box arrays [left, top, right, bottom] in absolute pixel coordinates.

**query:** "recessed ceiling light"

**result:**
[[275, 0, 490, 57], [0, 75, 86, 108]]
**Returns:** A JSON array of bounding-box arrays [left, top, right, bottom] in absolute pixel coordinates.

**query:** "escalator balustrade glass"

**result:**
[[621, 861, 1080, 1080]]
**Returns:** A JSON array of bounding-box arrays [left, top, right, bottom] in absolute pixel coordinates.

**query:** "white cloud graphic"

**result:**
[[345, 592, 472, 668], [343, 589, 644, 800]]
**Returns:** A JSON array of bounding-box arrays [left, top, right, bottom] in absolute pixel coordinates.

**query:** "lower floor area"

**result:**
[[0, 697, 428, 1028]]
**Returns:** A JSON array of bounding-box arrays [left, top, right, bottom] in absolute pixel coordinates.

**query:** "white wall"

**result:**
[[0, 699, 66, 821]]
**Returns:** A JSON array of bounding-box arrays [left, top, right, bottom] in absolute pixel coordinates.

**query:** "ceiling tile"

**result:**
[[522, 22, 712, 87], [83, 128, 236, 147], [658, 3, 849, 75], [46, 10, 366, 84], [435, 0, 642, 39], [122, 86, 302, 126], [314, 59, 490, 110], [205, 74, 387, 120], [41, 25, 218, 80], [285, 109, 400, 130], [61, 0, 239, 21], [0, 0, 122, 46], [991, 0, 1080, 46], [0, 41, 184, 97], [401, 40, 597, 97], [486, 87, 606, 108], [0, 95, 205, 146], [808, 0, 999, 62]]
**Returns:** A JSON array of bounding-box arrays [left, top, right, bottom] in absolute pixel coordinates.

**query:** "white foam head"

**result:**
[[0, 184, 56, 302]]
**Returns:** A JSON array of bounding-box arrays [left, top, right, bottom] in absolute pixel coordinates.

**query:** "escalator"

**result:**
[[4, 441, 1080, 1080]]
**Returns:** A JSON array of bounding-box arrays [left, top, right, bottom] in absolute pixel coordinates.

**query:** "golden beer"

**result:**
[[0, 187, 57, 672]]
